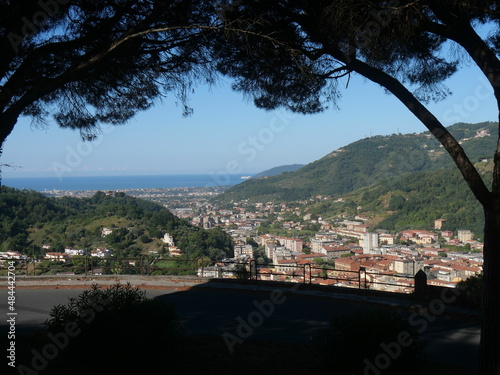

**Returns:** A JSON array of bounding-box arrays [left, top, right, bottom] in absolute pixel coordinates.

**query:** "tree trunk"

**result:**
[[344, 55, 498, 374], [0, 111, 19, 150], [480, 205, 500, 374], [0, 112, 19, 186], [0, 145, 3, 187]]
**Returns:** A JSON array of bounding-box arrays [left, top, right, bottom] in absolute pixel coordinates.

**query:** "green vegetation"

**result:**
[[358, 167, 487, 237], [251, 164, 305, 179], [249, 165, 486, 238], [148, 258, 202, 276], [217, 122, 496, 204], [214, 123, 494, 237], [0, 187, 232, 261]]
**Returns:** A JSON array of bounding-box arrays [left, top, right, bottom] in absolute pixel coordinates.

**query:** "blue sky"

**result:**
[[2, 60, 498, 179]]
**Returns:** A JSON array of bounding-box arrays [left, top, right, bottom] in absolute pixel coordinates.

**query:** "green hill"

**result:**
[[287, 164, 487, 238], [350, 166, 489, 236], [0, 187, 232, 260], [217, 121, 497, 203], [251, 164, 305, 179]]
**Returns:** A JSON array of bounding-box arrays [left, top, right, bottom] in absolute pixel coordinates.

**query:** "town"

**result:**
[[186, 198, 483, 293], [1, 187, 483, 294]]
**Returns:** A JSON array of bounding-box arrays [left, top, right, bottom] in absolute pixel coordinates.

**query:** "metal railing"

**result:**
[[1, 257, 416, 293], [1, 256, 201, 277]]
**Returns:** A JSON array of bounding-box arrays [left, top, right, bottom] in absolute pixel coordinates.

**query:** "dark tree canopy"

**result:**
[[215, 0, 499, 207], [0, 0, 220, 147], [216, 0, 497, 113], [2, 1, 500, 373]]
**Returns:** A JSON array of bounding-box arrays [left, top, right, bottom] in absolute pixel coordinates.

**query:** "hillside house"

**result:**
[[44, 252, 69, 262]]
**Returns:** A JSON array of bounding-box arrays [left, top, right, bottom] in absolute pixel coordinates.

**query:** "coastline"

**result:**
[[2, 173, 252, 192]]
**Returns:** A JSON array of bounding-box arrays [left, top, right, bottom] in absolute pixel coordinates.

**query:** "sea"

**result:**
[[2, 173, 253, 192]]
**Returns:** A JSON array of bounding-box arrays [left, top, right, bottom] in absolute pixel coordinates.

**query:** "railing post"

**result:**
[[414, 269, 427, 297], [359, 267, 366, 289], [27, 256, 33, 276], [251, 259, 255, 280]]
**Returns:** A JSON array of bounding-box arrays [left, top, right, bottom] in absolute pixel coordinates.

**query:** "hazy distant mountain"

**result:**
[[217, 122, 497, 203], [251, 164, 305, 179]]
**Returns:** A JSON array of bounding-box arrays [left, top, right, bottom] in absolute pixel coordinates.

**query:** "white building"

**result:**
[[378, 234, 396, 245], [197, 265, 222, 278], [392, 258, 424, 276], [44, 252, 69, 262], [101, 227, 118, 237], [162, 233, 175, 246], [265, 239, 278, 260], [457, 230, 474, 243], [276, 237, 303, 252], [272, 247, 292, 264], [64, 248, 86, 256], [91, 248, 111, 258], [362, 233, 379, 254], [0, 251, 24, 260], [234, 244, 254, 257], [311, 238, 337, 254]]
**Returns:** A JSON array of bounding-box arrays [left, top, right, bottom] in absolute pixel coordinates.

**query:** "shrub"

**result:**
[[456, 272, 483, 308], [45, 283, 182, 374]]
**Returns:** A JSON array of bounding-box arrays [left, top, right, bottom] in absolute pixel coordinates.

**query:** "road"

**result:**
[[0, 282, 480, 368]]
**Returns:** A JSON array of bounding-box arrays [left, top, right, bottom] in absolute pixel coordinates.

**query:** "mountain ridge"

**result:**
[[251, 164, 305, 179], [216, 121, 497, 203]]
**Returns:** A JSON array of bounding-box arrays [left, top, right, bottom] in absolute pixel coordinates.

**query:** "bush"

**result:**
[[234, 264, 250, 279], [139, 233, 152, 243], [456, 272, 483, 308], [313, 309, 425, 375], [45, 283, 182, 374]]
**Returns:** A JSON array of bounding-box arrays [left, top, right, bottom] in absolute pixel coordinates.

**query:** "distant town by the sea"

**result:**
[[2, 174, 253, 192]]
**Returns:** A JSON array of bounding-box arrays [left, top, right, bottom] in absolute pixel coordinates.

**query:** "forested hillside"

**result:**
[[351, 166, 488, 236], [0, 187, 232, 260], [217, 122, 497, 203], [251, 164, 305, 179], [281, 165, 488, 238]]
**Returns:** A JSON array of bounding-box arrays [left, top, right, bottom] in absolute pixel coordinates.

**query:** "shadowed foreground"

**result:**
[[1, 281, 479, 374]]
